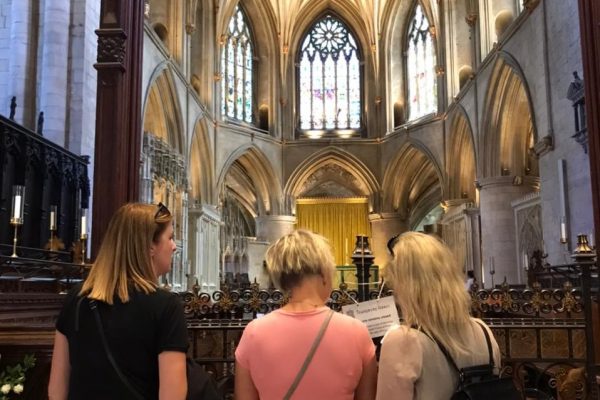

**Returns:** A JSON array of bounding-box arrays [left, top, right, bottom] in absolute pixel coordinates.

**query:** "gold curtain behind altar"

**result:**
[[296, 198, 371, 266]]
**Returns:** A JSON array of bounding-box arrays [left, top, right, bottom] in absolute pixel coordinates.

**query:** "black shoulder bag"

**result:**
[[432, 321, 522, 400]]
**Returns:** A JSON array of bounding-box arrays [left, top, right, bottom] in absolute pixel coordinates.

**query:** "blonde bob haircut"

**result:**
[[265, 229, 336, 292], [80, 203, 173, 304], [385, 232, 471, 357]]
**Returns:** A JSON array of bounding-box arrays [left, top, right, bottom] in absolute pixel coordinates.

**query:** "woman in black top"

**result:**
[[48, 203, 188, 400]]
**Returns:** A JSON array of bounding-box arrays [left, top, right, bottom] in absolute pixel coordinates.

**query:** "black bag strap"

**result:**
[[429, 320, 495, 381], [89, 299, 144, 400], [283, 309, 334, 400]]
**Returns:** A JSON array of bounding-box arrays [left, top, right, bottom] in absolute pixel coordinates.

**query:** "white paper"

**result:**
[[341, 296, 400, 338]]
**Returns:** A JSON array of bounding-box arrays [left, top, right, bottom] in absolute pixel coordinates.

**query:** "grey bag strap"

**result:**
[[283, 309, 335, 400]]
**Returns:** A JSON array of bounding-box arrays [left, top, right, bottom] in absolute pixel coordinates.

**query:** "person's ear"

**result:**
[[149, 243, 156, 257]]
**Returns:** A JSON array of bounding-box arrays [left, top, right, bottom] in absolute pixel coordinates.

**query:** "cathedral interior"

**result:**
[[1, 0, 600, 398]]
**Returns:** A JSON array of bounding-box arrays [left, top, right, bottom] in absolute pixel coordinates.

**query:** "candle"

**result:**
[[589, 232, 595, 248], [12, 195, 21, 219], [560, 219, 567, 242], [50, 211, 56, 230], [522, 251, 528, 270], [489, 257, 495, 273], [81, 215, 87, 236]]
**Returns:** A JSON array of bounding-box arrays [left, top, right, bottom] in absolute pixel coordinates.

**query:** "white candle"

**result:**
[[522, 251, 528, 270], [560, 221, 567, 241], [81, 215, 87, 236], [489, 257, 495, 273], [50, 211, 56, 230], [12, 195, 21, 219]]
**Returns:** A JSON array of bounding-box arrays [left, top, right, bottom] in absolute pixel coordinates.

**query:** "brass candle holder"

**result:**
[[80, 233, 88, 265], [10, 217, 23, 257]]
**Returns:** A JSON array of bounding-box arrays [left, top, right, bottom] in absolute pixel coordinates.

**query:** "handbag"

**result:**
[[90, 299, 220, 400], [282, 309, 334, 400], [431, 321, 522, 400]]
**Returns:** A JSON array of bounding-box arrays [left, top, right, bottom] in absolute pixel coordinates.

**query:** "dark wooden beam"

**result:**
[[577, 0, 600, 396], [92, 0, 144, 256]]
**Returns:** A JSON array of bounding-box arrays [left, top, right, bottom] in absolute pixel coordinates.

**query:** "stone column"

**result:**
[[478, 176, 539, 287], [8, 0, 33, 126], [188, 204, 221, 293], [39, 0, 71, 145], [368, 212, 408, 268], [441, 199, 481, 281], [255, 215, 296, 243]]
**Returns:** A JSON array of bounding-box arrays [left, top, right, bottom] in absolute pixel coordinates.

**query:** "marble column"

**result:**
[[39, 0, 71, 145], [255, 215, 296, 243], [478, 176, 539, 287], [368, 212, 408, 268], [8, 0, 33, 126]]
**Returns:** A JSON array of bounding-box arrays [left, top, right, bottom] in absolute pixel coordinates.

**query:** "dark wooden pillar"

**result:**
[[577, 0, 600, 396], [92, 0, 144, 256]]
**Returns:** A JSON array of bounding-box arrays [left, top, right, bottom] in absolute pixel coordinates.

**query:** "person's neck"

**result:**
[[283, 277, 327, 312]]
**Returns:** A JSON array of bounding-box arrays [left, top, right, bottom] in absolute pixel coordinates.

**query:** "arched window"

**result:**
[[298, 14, 361, 133], [221, 5, 253, 124], [407, 4, 437, 121]]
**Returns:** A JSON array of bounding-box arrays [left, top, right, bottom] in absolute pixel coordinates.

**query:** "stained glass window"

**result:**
[[407, 4, 437, 121], [298, 14, 361, 131], [221, 5, 253, 124]]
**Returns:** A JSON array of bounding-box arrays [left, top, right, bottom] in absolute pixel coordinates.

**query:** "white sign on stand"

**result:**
[[342, 296, 400, 338]]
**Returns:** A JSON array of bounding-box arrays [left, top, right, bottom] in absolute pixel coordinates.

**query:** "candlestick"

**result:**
[[80, 233, 88, 265]]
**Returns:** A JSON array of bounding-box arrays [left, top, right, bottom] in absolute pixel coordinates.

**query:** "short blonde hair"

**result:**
[[80, 203, 173, 304], [385, 232, 471, 356], [265, 229, 335, 292]]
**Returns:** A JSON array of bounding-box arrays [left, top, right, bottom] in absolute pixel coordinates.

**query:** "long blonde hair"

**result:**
[[265, 229, 336, 292], [385, 232, 471, 356], [80, 203, 172, 304]]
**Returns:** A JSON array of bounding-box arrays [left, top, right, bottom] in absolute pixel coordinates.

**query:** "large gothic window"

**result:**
[[298, 14, 362, 134], [407, 4, 437, 121], [221, 5, 253, 123]]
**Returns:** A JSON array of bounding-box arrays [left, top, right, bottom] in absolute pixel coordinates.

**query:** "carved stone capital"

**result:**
[[531, 134, 554, 158]]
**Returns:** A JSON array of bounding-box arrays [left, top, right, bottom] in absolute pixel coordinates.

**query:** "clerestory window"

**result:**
[[221, 5, 253, 124]]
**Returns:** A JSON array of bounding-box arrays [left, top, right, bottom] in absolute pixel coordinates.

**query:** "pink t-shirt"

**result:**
[[235, 307, 375, 400]]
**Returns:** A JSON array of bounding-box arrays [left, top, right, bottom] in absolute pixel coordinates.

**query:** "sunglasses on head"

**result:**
[[155, 202, 171, 220], [387, 234, 400, 257]]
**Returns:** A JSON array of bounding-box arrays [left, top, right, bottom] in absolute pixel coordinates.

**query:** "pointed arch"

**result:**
[[481, 52, 538, 179], [142, 66, 184, 153], [447, 106, 477, 201], [189, 117, 214, 204], [382, 141, 444, 224], [217, 145, 282, 216], [284, 147, 381, 214]]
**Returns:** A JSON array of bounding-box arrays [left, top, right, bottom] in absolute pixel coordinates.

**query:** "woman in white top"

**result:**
[[376, 232, 501, 400]]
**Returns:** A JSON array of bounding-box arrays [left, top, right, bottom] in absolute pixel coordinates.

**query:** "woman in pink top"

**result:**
[[235, 229, 377, 400]]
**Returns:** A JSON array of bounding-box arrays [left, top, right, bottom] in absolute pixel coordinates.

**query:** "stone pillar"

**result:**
[[247, 239, 270, 288], [441, 200, 481, 282], [92, 0, 145, 256], [255, 215, 296, 243], [368, 212, 408, 268], [39, 0, 71, 145], [188, 204, 221, 293], [478, 176, 539, 287], [8, 0, 33, 126]]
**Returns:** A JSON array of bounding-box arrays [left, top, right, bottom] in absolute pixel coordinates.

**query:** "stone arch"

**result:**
[[447, 106, 477, 201], [188, 117, 214, 204], [217, 145, 282, 217], [382, 141, 444, 225], [284, 147, 381, 214], [480, 52, 538, 179], [142, 66, 184, 153]]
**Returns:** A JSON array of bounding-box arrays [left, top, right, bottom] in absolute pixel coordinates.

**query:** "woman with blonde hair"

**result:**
[[235, 229, 377, 400], [48, 203, 188, 400], [377, 232, 501, 399]]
